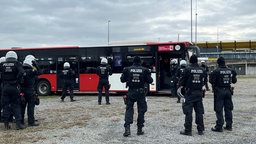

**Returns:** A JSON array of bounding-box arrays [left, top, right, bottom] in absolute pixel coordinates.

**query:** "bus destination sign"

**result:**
[[128, 46, 150, 52]]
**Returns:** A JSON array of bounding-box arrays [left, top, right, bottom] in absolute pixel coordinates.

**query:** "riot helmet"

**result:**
[[5, 51, 18, 60], [25, 54, 36, 60], [23, 58, 33, 67], [171, 59, 177, 65], [0, 56, 6, 63], [101, 58, 108, 65], [180, 60, 187, 66], [63, 62, 70, 69], [201, 60, 205, 64]]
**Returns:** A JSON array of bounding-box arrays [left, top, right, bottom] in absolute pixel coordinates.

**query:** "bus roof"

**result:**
[[0, 41, 193, 51], [0, 46, 79, 51], [146, 41, 192, 46]]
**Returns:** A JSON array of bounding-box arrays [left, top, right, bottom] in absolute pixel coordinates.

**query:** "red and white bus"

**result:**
[[0, 41, 199, 95]]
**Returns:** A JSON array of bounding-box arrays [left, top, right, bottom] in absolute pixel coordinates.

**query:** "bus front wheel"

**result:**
[[36, 80, 51, 96]]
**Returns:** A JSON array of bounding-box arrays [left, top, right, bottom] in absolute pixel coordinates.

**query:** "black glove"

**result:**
[[32, 60, 37, 66], [32, 60, 40, 70], [123, 95, 127, 105], [20, 93, 26, 105], [34, 93, 40, 105], [230, 87, 234, 95], [35, 97, 40, 105]]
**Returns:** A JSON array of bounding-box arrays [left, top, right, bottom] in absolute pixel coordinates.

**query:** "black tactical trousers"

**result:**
[[214, 87, 233, 128], [2, 83, 22, 123], [124, 89, 147, 128], [61, 80, 74, 100], [182, 99, 204, 132], [97, 79, 110, 103], [21, 87, 36, 124]]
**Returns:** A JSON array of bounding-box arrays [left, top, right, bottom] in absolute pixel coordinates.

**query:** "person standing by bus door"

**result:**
[[176, 60, 187, 102], [96, 58, 112, 105], [209, 57, 237, 132], [60, 62, 76, 102], [200, 60, 210, 91], [170, 59, 179, 102], [20, 58, 40, 126], [1, 51, 25, 130], [120, 56, 153, 137], [178, 55, 207, 136]]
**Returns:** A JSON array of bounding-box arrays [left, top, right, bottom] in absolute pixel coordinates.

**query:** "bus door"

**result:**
[[57, 56, 79, 91], [158, 53, 171, 91], [157, 44, 183, 93]]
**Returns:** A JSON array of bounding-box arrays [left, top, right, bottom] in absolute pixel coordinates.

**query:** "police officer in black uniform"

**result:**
[[0, 51, 25, 130], [178, 55, 207, 136], [176, 60, 187, 103], [170, 59, 178, 101], [200, 60, 210, 91], [120, 56, 153, 137], [209, 57, 237, 132], [60, 62, 76, 102], [20, 58, 40, 126], [96, 58, 112, 105]]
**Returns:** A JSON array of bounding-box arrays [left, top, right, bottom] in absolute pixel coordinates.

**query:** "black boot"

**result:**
[[0, 113, 2, 123], [123, 126, 131, 137], [137, 127, 144, 135], [211, 126, 223, 132], [28, 121, 40, 126], [180, 130, 192, 136], [16, 121, 25, 130], [4, 122, 11, 130]]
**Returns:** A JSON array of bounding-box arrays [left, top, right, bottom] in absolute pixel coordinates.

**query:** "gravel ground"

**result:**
[[0, 76, 255, 144]]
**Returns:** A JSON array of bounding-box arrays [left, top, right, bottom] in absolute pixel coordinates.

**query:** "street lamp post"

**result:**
[[191, 0, 193, 43], [108, 20, 111, 45]]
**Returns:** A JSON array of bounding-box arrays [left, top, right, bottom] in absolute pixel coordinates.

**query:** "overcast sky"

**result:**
[[0, 0, 255, 48]]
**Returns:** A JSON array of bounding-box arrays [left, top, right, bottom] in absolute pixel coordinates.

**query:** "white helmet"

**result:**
[[63, 62, 70, 69], [171, 59, 177, 64], [25, 55, 36, 60], [0, 57, 6, 63], [101, 58, 108, 64], [6, 51, 18, 60], [23, 58, 33, 67], [180, 60, 187, 66]]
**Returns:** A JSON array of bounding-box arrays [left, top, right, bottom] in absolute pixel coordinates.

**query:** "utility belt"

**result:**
[[185, 88, 202, 92], [216, 86, 230, 90], [129, 87, 145, 93], [3, 80, 17, 85], [20, 86, 34, 89]]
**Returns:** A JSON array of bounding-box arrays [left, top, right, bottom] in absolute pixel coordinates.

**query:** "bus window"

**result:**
[[37, 58, 56, 74], [126, 55, 155, 70], [80, 57, 99, 74]]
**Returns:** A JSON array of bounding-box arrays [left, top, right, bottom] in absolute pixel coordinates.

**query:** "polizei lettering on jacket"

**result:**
[[3, 63, 15, 67], [191, 69, 203, 74], [130, 69, 143, 73], [220, 70, 232, 74]]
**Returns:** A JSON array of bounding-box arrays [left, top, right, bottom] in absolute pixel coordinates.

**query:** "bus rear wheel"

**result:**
[[36, 80, 51, 96]]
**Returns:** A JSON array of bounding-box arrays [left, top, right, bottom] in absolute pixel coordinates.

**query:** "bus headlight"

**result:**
[[175, 45, 181, 51]]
